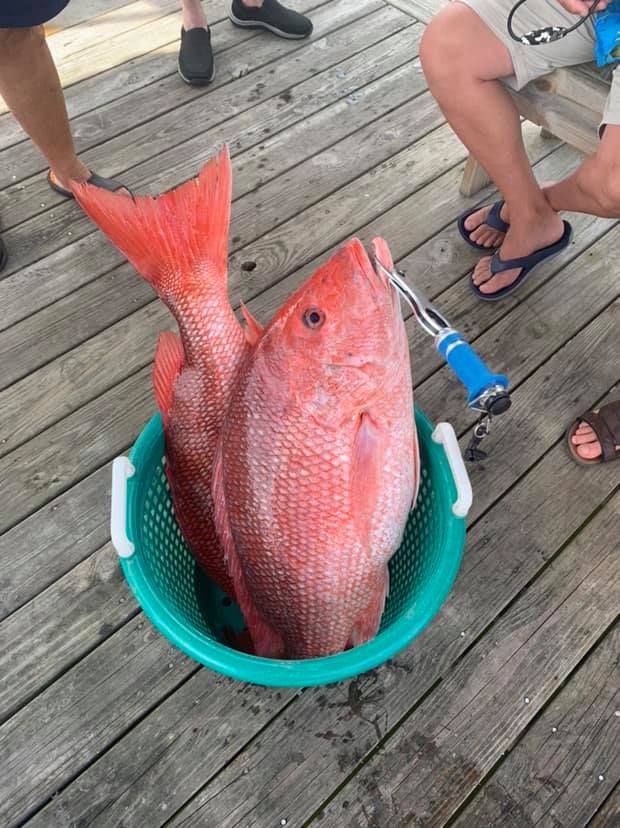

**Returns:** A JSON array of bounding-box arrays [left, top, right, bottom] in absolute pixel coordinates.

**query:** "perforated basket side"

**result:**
[[119, 407, 466, 687]]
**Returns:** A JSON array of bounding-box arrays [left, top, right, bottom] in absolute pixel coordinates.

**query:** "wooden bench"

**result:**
[[461, 64, 612, 195]]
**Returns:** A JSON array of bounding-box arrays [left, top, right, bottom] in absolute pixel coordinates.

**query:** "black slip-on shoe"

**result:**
[[178, 27, 215, 86], [229, 0, 312, 38]]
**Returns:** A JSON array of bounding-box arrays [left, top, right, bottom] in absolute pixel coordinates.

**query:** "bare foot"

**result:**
[[472, 207, 565, 295], [463, 202, 509, 249], [49, 164, 90, 191], [571, 414, 620, 461], [49, 167, 131, 197]]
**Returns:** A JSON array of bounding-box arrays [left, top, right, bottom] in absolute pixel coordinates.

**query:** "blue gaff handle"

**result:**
[[436, 331, 509, 405]]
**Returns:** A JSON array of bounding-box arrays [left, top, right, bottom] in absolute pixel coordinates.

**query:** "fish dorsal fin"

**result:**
[[351, 412, 385, 547], [72, 146, 232, 299], [371, 237, 394, 272], [153, 331, 184, 428], [240, 302, 263, 346]]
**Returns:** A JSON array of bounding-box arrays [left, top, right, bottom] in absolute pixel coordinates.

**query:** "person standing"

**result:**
[[0, 1, 125, 272], [178, 0, 313, 86]]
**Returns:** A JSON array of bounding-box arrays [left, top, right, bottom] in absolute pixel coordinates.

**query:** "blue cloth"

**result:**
[[595, 0, 620, 66], [0, 0, 70, 27]]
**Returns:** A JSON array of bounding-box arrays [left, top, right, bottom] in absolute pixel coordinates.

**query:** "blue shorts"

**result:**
[[0, 0, 70, 27]]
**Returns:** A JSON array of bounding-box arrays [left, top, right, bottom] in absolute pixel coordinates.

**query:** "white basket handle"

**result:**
[[111, 456, 136, 558], [432, 422, 472, 518]]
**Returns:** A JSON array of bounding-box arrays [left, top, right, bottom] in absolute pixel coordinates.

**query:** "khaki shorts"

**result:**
[[458, 0, 620, 133]]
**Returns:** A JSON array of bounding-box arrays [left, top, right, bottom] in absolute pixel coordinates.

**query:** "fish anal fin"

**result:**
[[153, 332, 184, 428], [240, 302, 263, 346], [351, 411, 385, 547]]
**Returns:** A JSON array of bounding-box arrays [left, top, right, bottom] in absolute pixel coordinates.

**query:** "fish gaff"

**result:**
[[374, 259, 511, 463]]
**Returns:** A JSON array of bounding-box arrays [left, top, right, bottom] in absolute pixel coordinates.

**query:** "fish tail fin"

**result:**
[[153, 331, 184, 428], [72, 146, 232, 298]]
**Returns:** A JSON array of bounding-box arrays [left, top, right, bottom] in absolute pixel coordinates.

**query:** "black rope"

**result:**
[[507, 0, 604, 45]]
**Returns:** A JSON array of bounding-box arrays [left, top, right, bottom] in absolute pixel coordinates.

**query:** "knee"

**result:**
[[0, 25, 45, 56], [420, 5, 475, 88]]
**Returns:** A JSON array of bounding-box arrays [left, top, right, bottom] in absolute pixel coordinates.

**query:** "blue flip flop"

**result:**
[[458, 200, 509, 251], [469, 220, 573, 302]]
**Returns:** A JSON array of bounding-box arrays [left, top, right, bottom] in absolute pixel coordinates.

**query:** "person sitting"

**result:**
[[419, 0, 619, 301]]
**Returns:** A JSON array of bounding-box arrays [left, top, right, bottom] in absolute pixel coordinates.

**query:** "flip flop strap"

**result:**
[[485, 200, 509, 233], [577, 402, 620, 461], [87, 173, 126, 193], [490, 221, 572, 275], [490, 250, 525, 275]]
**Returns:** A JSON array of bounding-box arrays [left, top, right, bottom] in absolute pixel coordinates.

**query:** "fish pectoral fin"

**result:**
[[351, 411, 385, 547], [240, 302, 263, 346], [153, 331, 184, 427]]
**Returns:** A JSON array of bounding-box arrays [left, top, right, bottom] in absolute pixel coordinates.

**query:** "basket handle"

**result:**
[[432, 423, 472, 518], [111, 456, 136, 558]]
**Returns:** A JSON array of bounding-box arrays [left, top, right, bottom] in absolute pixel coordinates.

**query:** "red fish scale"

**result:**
[[165, 295, 248, 599]]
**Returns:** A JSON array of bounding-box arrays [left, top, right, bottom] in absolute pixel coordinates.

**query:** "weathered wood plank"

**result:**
[[0, 87, 438, 453], [101, 314, 617, 828], [0, 466, 110, 621], [0, 614, 198, 827], [0, 0, 403, 274], [509, 83, 602, 156], [55, 0, 312, 91], [2, 147, 602, 471], [452, 626, 620, 828], [163, 460, 620, 826], [0, 366, 152, 535], [386, 0, 449, 23], [7, 302, 616, 824], [0, 543, 134, 722], [0, 126, 467, 530], [47, 0, 179, 67], [0, 21, 425, 380], [45, 0, 137, 35], [460, 152, 491, 196], [314, 500, 619, 828], [0, 0, 388, 209], [245, 139, 582, 348], [0, 0, 236, 152], [45, 320, 619, 828], [0, 16, 419, 332], [2, 152, 611, 534], [588, 786, 620, 828]]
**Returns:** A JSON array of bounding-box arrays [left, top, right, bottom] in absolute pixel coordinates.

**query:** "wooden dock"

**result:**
[[0, 1, 618, 825]]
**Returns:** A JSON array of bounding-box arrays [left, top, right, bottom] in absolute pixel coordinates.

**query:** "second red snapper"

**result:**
[[74, 148, 246, 598], [213, 237, 419, 658]]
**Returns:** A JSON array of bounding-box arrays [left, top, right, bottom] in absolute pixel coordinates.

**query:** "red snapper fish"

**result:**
[[74, 148, 246, 598], [213, 237, 419, 659]]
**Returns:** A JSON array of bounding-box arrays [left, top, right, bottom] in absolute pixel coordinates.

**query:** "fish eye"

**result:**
[[303, 307, 325, 329]]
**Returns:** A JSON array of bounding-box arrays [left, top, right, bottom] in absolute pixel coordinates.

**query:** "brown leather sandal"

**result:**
[[566, 401, 620, 465]]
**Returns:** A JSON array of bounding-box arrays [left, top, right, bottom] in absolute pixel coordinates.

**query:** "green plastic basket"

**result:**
[[111, 408, 471, 687]]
